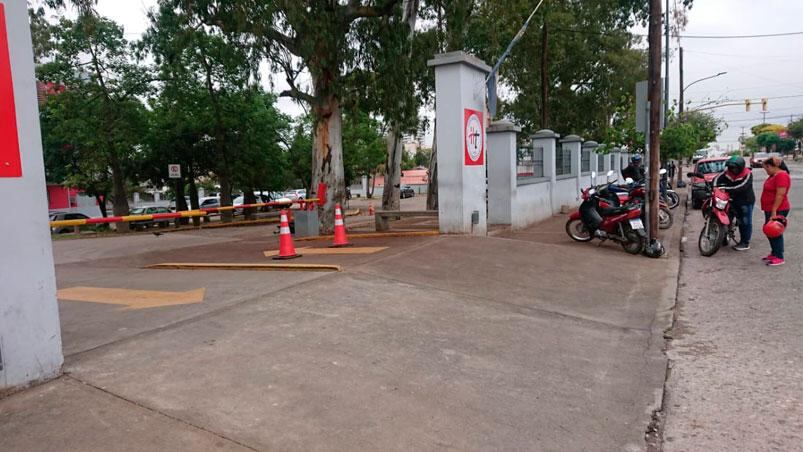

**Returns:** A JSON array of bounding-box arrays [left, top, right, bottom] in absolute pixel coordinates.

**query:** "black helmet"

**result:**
[[726, 156, 746, 174], [631, 154, 643, 164]]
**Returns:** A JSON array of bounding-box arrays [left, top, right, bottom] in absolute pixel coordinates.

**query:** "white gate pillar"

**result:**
[[487, 120, 520, 225], [428, 52, 490, 235], [532, 129, 559, 212], [0, 0, 63, 389]]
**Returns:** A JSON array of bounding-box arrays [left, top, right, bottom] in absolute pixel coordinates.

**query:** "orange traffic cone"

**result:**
[[331, 203, 351, 247], [273, 210, 301, 259]]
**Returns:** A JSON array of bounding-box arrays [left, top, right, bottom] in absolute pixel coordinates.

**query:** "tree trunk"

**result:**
[[188, 175, 200, 227], [174, 179, 189, 227], [244, 189, 257, 221], [94, 194, 107, 218], [382, 128, 403, 211], [368, 175, 375, 198], [426, 121, 438, 211], [540, 19, 550, 129], [311, 95, 345, 235], [109, 158, 129, 232], [219, 175, 233, 223]]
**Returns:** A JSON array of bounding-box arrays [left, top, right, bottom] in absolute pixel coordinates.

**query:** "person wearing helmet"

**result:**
[[760, 156, 791, 266], [712, 156, 755, 251], [622, 154, 645, 183]]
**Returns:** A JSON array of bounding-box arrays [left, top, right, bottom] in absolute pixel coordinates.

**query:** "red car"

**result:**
[[689, 157, 728, 209]]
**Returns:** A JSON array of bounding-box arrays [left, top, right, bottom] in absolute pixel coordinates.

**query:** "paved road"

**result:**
[[663, 161, 803, 450], [2, 202, 683, 450]]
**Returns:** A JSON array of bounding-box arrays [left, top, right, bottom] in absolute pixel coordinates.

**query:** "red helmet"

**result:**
[[763, 217, 787, 239]]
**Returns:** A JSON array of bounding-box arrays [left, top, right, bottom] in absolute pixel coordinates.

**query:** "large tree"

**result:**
[[37, 13, 151, 227]]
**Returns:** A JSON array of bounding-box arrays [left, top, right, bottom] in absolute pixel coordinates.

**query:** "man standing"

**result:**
[[713, 156, 754, 251], [622, 154, 646, 182]]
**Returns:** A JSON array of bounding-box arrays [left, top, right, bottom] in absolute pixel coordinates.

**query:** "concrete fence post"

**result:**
[[583, 141, 600, 183], [487, 120, 520, 225], [428, 51, 490, 235], [560, 134, 583, 202], [531, 129, 559, 213]]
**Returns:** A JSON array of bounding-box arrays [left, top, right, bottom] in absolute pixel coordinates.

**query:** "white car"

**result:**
[[284, 189, 306, 200]]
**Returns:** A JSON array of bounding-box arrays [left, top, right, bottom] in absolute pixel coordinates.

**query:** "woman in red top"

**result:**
[[761, 157, 791, 266]]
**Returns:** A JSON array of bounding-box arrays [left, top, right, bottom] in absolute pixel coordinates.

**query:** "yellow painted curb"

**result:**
[[263, 246, 387, 257], [296, 230, 439, 242], [145, 262, 341, 272]]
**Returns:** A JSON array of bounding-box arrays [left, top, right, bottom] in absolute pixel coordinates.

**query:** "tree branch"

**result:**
[[344, 0, 402, 21]]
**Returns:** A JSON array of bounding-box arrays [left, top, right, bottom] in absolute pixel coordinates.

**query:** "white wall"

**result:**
[[0, 0, 63, 389], [512, 181, 552, 228]]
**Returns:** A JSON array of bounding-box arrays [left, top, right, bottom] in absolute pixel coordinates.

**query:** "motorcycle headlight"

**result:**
[[715, 198, 728, 209]]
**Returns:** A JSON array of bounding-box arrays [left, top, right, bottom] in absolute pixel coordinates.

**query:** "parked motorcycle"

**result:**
[[566, 171, 648, 255], [601, 175, 673, 229], [688, 171, 737, 256]]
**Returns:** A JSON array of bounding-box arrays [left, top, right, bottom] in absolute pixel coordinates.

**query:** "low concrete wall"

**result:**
[[512, 180, 553, 228], [553, 176, 580, 211]]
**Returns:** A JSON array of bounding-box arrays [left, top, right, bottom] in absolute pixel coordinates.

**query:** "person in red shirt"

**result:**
[[760, 157, 791, 266]]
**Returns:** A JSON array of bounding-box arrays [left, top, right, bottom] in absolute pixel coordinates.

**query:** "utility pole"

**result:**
[[648, 0, 662, 242], [678, 47, 684, 116], [664, 0, 670, 123]]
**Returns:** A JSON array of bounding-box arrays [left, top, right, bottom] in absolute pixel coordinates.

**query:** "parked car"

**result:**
[[233, 193, 273, 215], [49, 212, 89, 234], [129, 206, 172, 230], [400, 185, 416, 199], [197, 196, 221, 209], [284, 189, 306, 200], [689, 157, 728, 209], [749, 152, 770, 168]]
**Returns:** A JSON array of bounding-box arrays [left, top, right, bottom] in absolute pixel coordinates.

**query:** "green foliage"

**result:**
[[342, 112, 386, 185], [660, 111, 722, 160], [413, 148, 432, 167], [756, 132, 796, 153], [787, 118, 803, 140], [750, 123, 786, 136]]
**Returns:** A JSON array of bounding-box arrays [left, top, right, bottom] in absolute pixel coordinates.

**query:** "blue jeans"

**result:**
[[733, 203, 753, 245], [764, 210, 790, 259]]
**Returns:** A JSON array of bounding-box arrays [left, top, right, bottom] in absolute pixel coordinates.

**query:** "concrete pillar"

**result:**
[[612, 147, 622, 176], [0, 0, 63, 390], [133, 192, 140, 206], [487, 120, 520, 225], [532, 129, 559, 211], [198, 187, 205, 199], [154, 191, 161, 203], [583, 141, 600, 182], [428, 51, 490, 235], [361, 175, 368, 198], [560, 134, 583, 200]]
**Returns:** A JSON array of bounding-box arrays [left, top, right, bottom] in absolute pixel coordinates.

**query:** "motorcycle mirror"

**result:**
[[659, 168, 667, 175], [625, 177, 634, 185], [591, 171, 597, 179], [606, 170, 615, 177]]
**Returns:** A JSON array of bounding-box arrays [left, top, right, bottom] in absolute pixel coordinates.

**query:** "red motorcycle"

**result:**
[[691, 171, 737, 257], [606, 180, 674, 230], [566, 174, 647, 255]]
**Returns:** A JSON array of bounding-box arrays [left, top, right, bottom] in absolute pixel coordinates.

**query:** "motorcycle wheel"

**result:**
[[698, 217, 724, 257], [621, 227, 646, 255], [666, 191, 680, 209], [659, 207, 673, 229], [565, 218, 593, 242]]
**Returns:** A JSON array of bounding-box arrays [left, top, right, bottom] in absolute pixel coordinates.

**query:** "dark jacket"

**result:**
[[713, 168, 755, 205], [622, 164, 645, 183]]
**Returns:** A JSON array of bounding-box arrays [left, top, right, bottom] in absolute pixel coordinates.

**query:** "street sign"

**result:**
[[635, 79, 665, 134], [168, 163, 181, 179], [464, 108, 484, 166]]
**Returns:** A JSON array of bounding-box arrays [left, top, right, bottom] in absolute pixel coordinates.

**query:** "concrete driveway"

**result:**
[[1, 204, 683, 451]]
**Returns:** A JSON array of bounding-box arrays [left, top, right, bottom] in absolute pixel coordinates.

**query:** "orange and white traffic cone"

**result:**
[[331, 203, 351, 247], [273, 210, 301, 259]]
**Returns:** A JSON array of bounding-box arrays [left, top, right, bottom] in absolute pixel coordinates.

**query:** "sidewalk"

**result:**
[[661, 163, 803, 450], [1, 209, 683, 451]]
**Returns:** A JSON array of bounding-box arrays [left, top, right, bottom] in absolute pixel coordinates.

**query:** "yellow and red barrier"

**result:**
[[49, 198, 320, 229]]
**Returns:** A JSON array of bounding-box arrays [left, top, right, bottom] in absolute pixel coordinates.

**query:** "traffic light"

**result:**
[[745, 99, 751, 112], [762, 98, 768, 112]]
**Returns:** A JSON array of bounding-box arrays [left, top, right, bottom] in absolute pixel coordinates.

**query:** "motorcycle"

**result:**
[[566, 171, 648, 255], [601, 172, 673, 230], [689, 171, 737, 257]]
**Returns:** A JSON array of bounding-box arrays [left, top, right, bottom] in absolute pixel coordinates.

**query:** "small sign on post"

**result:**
[[168, 164, 181, 179]]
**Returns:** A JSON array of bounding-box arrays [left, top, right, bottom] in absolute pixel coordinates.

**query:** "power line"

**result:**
[[554, 28, 803, 39]]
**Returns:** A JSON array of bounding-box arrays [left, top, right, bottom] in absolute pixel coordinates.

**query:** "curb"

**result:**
[[296, 230, 440, 241]]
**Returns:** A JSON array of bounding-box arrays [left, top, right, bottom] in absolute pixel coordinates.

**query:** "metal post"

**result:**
[[678, 47, 684, 116], [664, 0, 670, 123], [648, 0, 662, 241]]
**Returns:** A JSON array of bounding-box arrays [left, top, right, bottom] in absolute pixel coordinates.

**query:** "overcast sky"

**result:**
[[61, 0, 803, 149]]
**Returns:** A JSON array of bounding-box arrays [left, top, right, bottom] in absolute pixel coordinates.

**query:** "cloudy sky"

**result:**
[[58, 0, 803, 149]]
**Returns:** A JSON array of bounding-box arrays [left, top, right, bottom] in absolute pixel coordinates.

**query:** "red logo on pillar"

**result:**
[[0, 4, 22, 178], [464, 108, 484, 166]]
